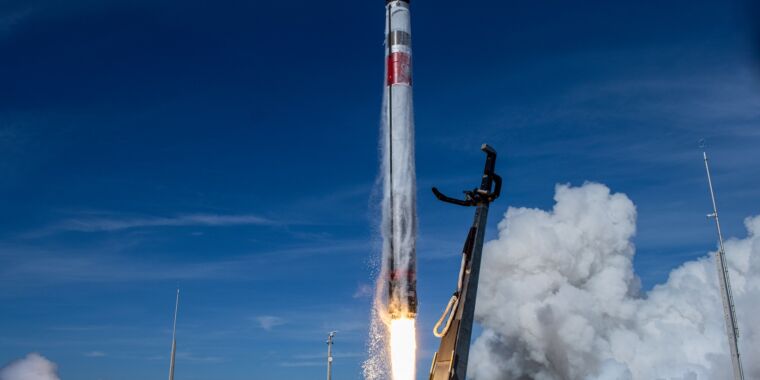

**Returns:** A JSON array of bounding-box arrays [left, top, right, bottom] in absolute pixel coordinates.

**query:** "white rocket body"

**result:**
[[383, 0, 417, 318]]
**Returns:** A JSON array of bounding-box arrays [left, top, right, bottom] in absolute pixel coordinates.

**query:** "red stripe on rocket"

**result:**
[[387, 52, 412, 86]]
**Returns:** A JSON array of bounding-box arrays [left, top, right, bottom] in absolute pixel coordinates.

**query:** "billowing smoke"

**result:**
[[0, 353, 60, 380], [470, 183, 759, 380]]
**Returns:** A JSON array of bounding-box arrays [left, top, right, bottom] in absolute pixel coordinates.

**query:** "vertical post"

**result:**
[[326, 331, 336, 380], [168, 289, 180, 380], [703, 151, 744, 380]]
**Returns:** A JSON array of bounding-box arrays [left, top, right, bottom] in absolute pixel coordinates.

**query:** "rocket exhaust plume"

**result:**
[[390, 318, 417, 380], [470, 183, 760, 380], [363, 1, 417, 380]]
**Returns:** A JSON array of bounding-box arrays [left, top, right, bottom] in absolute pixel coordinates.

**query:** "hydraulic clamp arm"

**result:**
[[432, 145, 501, 207]]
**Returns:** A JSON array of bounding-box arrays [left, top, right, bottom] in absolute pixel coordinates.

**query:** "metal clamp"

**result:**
[[432, 144, 502, 207]]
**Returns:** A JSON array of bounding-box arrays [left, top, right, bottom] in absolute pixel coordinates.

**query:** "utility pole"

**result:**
[[326, 331, 336, 380], [168, 289, 180, 380], [703, 151, 745, 380]]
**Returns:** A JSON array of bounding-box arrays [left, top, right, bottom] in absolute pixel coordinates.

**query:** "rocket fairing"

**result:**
[[384, 0, 417, 319]]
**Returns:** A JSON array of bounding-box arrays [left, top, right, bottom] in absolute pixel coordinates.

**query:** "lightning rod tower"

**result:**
[[326, 331, 336, 380], [168, 289, 180, 380], [703, 151, 744, 380]]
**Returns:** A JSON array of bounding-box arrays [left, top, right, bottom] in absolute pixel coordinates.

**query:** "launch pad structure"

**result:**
[[428, 145, 502, 380]]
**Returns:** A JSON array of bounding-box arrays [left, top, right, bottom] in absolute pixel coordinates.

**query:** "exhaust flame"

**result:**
[[390, 317, 416, 380]]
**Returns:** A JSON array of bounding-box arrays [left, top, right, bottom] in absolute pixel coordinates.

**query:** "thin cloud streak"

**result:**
[[255, 316, 286, 331], [0, 239, 368, 292], [280, 351, 366, 368], [433, 46, 760, 167], [175, 352, 225, 363], [49, 326, 111, 332], [0, 6, 36, 35], [278, 360, 324, 367], [44, 213, 278, 233]]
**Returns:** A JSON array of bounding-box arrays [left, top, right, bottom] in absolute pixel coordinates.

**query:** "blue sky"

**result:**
[[1, 0, 759, 379]]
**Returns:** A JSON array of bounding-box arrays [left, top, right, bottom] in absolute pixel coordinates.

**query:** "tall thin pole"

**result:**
[[168, 289, 180, 380], [326, 331, 336, 380], [703, 151, 745, 380]]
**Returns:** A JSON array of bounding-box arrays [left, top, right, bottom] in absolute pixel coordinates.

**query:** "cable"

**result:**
[[433, 252, 467, 338]]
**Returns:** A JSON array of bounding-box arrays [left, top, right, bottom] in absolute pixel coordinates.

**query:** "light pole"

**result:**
[[326, 331, 336, 380], [703, 150, 744, 380]]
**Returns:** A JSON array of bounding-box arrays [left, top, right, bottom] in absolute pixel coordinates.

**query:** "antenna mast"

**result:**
[[703, 151, 744, 380], [168, 289, 180, 380], [326, 331, 336, 380]]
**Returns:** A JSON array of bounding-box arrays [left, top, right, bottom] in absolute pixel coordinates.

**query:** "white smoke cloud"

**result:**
[[470, 182, 759, 380], [0, 353, 60, 380]]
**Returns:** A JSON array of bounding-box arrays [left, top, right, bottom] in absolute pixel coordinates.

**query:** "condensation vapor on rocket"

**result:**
[[383, 0, 417, 320]]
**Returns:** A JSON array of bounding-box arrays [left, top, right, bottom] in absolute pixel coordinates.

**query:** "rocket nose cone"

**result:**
[[386, 0, 410, 4]]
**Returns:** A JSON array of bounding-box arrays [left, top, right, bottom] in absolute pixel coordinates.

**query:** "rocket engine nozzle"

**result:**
[[388, 268, 417, 319]]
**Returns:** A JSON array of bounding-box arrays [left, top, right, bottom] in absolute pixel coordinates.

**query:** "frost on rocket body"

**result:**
[[0, 353, 60, 380], [470, 182, 760, 380]]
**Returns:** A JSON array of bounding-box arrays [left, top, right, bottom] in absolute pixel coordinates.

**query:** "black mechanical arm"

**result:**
[[431, 144, 502, 207]]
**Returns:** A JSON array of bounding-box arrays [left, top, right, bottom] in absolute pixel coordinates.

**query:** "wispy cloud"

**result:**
[[293, 351, 365, 360], [49, 325, 110, 332], [255, 316, 286, 331], [38, 212, 277, 234], [83, 351, 106, 358], [0, 6, 35, 36], [432, 44, 760, 165], [0, 238, 368, 292], [280, 351, 365, 367], [352, 283, 373, 299], [0, 249, 238, 285], [175, 352, 224, 363], [278, 360, 324, 367]]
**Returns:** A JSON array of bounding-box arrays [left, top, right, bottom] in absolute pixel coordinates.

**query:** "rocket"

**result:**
[[384, 0, 417, 319]]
